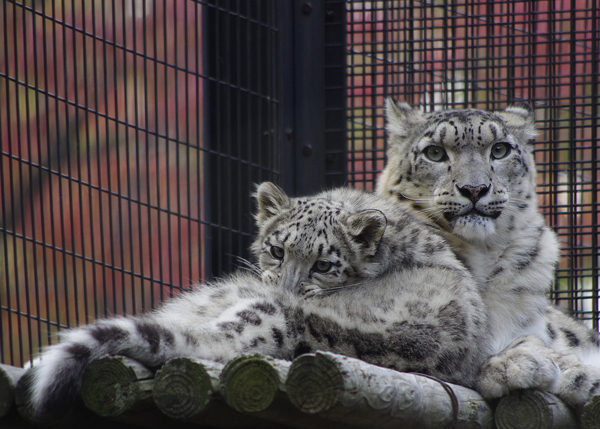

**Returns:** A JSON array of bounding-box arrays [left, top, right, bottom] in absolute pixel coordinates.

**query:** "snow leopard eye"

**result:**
[[491, 143, 511, 159], [270, 246, 284, 259], [423, 145, 447, 162], [313, 260, 332, 273]]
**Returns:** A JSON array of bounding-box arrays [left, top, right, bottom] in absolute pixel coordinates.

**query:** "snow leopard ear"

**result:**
[[497, 103, 538, 142], [385, 98, 425, 138], [346, 210, 387, 255], [255, 182, 290, 224]]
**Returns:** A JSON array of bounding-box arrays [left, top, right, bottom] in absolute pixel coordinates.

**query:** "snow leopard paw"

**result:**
[[477, 336, 560, 400], [299, 283, 323, 298], [552, 352, 600, 407]]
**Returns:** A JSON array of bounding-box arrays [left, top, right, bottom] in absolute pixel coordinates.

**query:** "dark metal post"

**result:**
[[279, 0, 347, 196]]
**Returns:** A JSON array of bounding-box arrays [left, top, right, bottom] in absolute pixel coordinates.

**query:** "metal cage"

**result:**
[[1, 0, 599, 367]]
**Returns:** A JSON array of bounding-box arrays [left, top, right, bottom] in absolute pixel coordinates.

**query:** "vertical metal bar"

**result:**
[[21, 0, 38, 364], [1, 0, 15, 365], [142, 0, 155, 307], [102, 0, 114, 318], [12, 0, 27, 365], [202, 0, 212, 281], [65, 0, 79, 327], [163, 0, 173, 297], [568, 0, 578, 315], [50, 0, 63, 332], [154, 0, 164, 300], [79, 0, 91, 325], [174, 1, 183, 291], [27, 0, 44, 360], [132, 0, 146, 310], [184, 0, 192, 290], [122, 0, 135, 314], [89, 0, 100, 321], [591, 0, 599, 329], [109, 0, 119, 314]]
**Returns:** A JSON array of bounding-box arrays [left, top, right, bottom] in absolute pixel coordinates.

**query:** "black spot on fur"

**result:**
[[561, 329, 580, 347], [572, 374, 586, 389], [218, 321, 245, 334], [437, 300, 467, 341], [272, 328, 284, 348], [293, 342, 313, 357], [183, 331, 199, 346], [251, 302, 277, 316], [90, 324, 129, 344], [237, 310, 262, 326], [547, 324, 556, 340], [66, 343, 92, 362], [136, 320, 174, 354], [306, 314, 340, 347], [250, 337, 267, 348]]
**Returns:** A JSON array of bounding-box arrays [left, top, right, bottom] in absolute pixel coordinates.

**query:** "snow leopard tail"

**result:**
[[25, 315, 181, 417]]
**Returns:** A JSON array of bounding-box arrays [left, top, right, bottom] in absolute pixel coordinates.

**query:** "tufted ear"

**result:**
[[496, 103, 538, 142], [385, 98, 426, 138], [346, 210, 387, 256], [255, 182, 290, 224]]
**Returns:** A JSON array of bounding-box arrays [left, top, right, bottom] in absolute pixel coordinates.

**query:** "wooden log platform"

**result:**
[[1, 352, 599, 428]]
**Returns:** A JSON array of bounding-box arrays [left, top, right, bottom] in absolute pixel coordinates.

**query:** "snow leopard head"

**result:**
[[377, 99, 538, 241], [251, 182, 387, 295]]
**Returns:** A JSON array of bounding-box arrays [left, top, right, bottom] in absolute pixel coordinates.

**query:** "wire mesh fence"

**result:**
[[0, 0, 281, 366], [1, 0, 599, 367]]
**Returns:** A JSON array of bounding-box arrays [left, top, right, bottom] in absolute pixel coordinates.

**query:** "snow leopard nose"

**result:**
[[458, 184, 489, 204]]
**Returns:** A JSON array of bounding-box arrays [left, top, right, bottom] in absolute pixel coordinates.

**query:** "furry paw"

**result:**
[[553, 352, 600, 407], [477, 336, 560, 399], [299, 284, 323, 298]]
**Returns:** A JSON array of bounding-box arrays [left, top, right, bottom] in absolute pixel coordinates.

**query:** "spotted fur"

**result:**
[[25, 182, 491, 417], [377, 99, 600, 406]]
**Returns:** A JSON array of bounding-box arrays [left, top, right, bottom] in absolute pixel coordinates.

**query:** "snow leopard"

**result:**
[[23, 182, 491, 418], [377, 99, 600, 407]]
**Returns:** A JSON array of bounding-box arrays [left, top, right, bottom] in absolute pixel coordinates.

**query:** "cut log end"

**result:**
[[152, 357, 214, 420], [14, 369, 80, 427], [81, 355, 154, 417], [0, 364, 25, 418], [582, 394, 600, 429], [285, 353, 344, 414], [219, 355, 281, 413], [495, 390, 577, 429]]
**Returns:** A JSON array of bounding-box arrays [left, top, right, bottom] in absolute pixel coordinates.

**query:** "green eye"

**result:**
[[313, 260, 332, 273], [424, 145, 447, 162], [270, 246, 284, 260], [491, 143, 511, 159]]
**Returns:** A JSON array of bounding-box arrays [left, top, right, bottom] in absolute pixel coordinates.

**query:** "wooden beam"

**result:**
[[284, 351, 494, 429]]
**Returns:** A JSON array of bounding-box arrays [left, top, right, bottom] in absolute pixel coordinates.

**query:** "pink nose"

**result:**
[[458, 184, 489, 204]]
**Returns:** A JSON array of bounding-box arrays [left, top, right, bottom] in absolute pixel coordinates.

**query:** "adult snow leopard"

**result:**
[[24, 182, 490, 418], [377, 99, 600, 407]]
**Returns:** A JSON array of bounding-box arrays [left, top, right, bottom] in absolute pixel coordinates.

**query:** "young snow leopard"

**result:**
[[377, 99, 600, 407], [24, 182, 491, 418]]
